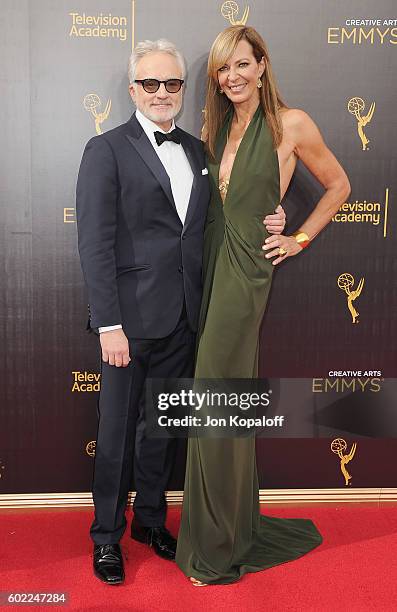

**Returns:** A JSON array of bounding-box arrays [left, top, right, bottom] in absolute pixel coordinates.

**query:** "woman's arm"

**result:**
[[264, 109, 351, 265]]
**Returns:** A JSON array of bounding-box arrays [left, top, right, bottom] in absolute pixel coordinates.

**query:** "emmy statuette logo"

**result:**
[[331, 438, 357, 486], [86, 441, 96, 457], [83, 93, 111, 135], [347, 97, 375, 151], [337, 273, 364, 324], [221, 1, 249, 25]]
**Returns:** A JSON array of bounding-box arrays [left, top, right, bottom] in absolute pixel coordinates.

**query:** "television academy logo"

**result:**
[[331, 438, 357, 486], [221, 1, 249, 26], [68, 12, 128, 41], [72, 371, 101, 392], [347, 97, 375, 151], [331, 191, 390, 237], [68, 4, 136, 49]]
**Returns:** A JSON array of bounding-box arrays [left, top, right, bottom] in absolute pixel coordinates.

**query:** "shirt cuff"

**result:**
[[98, 324, 122, 333]]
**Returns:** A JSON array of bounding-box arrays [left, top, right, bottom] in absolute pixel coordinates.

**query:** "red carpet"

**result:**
[[1, 505, 397, 611]]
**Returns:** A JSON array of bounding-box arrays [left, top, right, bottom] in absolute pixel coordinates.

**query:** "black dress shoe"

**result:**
[[93, 543, 125, 585], [131, 519, 177, 561]]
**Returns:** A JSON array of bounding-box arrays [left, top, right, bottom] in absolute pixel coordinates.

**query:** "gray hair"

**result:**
[[128, 39, 186, 83]]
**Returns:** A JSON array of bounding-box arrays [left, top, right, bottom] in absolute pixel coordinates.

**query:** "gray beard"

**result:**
[[139, 104, 181, 128]]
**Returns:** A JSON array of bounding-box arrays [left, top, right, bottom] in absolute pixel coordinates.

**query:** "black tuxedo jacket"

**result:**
[[76, 113, 210, 338]]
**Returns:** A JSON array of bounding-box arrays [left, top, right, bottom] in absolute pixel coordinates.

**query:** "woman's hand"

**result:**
[[262, 234, 303, 266]]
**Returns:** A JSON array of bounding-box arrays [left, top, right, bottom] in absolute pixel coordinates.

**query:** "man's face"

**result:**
[[129, 52, 184, 131]]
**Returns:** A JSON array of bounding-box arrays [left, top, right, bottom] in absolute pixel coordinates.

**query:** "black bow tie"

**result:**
[[154, 129, 181, 146]]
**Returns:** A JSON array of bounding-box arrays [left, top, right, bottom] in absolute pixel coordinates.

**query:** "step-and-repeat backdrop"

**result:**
[[1, 0, 396, 494]]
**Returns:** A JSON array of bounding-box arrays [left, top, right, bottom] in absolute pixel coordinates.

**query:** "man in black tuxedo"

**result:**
[[76, 39, 285, 585]]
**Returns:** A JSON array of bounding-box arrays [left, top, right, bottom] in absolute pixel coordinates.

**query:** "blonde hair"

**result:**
[[204, 26, 287, 158]]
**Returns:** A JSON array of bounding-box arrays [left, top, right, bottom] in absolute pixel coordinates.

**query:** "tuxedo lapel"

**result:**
[[178, 130, 202, 232], [125, 114, 177, 213]]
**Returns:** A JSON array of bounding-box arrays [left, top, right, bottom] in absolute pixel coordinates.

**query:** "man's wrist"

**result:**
[[98, 324, 123, 333]]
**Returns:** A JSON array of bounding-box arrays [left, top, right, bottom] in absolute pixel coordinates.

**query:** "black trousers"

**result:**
[[90, 307, 195, 545]]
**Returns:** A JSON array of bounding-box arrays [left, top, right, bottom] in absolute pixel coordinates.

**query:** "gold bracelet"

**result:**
[[292, 231, 310, 249]]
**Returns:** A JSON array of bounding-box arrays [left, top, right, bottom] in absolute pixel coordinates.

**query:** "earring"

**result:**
[[218, 88, 224, 94], [257, 78, 262, 89]]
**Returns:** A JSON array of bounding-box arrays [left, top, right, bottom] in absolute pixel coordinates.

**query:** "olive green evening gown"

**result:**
[[175, 105, 322, 584]]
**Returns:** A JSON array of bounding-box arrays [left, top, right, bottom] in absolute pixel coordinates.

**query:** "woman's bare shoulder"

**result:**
[[279, 108, 322, 150], [279, 107, 313, 128]]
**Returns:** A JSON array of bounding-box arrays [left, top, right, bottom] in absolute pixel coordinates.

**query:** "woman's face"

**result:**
[[217, 39, 264, 106]]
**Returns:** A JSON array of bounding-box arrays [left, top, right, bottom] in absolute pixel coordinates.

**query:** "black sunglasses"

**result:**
[[134, 78, 184, 93]]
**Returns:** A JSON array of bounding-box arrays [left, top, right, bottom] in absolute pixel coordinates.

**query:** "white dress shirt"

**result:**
[[98, 109, 194, 334]]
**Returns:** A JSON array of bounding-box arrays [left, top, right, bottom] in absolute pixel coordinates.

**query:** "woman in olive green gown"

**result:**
[[176, 26, 326, 585]]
